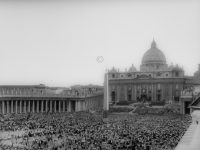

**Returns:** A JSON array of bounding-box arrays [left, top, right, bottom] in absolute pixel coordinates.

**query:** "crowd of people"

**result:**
[[0, 110, 191, 150]]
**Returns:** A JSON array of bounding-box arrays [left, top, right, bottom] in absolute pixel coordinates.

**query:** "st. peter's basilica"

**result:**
[[105, 40, 200, 106]]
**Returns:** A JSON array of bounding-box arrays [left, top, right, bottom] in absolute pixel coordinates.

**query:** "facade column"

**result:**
[[24, 101, 26, 113], [161, 84, 163, 101], [37, 100, 39, 113], [20, 100, 22, 113], [7, 101, 10, 114], [169, 84, 173, 101], [134, 85, 137, 101], [124, 86, 127, 101], [68, 101, 71, 112], [15, 101, 18, 114], [54, 101, 57, 112], [59, 101, 61, 113], [117, 86, 120, 102], [76, 100, 81, 112], [85, 100, 87, 111], [45, 100, 48, 112], [41, 100, 44, 113], [75, 101, 78, 111], [63, 100, 65, 112], [28, 100, 30, 113], [81, 101, 83, 111], [151, 84, 154, 101], [153, 84, 156, 101], [50, 100, 52, 112], [0, 101, 2, 114], [2, 101, 5, 114], [78, 101, 81, 111], [83, 100, 86, 111], [11, 100, 13, 113], [131, 85, 134, 101], [33, 100, 35, 113]]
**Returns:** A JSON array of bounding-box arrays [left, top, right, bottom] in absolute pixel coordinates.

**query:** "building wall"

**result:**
[[108, 78, 185, 103]]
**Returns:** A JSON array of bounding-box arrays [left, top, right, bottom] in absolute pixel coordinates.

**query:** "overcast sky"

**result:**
[[0, 0, 199, 87]]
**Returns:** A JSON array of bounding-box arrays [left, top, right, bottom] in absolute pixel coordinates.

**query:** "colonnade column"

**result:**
[[59, 101, 61, 113], [2, 101, 5, 114], [54, 101, 57, 112], [28, 100, 30, 113], [7, 101, 9, 114], [20, 100, 22, 113], [11, 100, 13, 113], [37, 100, 39, 113], [41, 100, 44, 113], [46, 100, 48, 112], [63, 100, 65, 112], [15, 101, 18, 114], [24, 101, 26, 113], [33, 100, 35, 113], [68, 101, 71, 112], [50, 100, 52, 112]]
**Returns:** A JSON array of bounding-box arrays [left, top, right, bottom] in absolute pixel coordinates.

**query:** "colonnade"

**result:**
[[0, 100, 73, 114], [0, 94, 104, 114]]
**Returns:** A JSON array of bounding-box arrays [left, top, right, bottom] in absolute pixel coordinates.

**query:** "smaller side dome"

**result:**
[[129, 64, 137, 72]]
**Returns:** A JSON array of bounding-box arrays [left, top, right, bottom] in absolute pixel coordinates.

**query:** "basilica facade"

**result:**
[[105, 40, 200, 106]]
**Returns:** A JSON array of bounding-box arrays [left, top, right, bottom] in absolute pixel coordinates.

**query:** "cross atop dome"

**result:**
[[151, 38, 157, 48]]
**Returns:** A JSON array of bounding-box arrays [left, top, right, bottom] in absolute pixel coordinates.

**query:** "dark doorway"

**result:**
[[185, 101, 190, 114], [157, 94, 161, 101], [111, 91, 116, 104], [128, 90, 132, 101], [174, 96, 180, 102], [71, 101, 76, 112], [148, 96, 152, 101], [141, 94, 147, 102], [137, 96, 140, 102], [128, 94, 132, 101]]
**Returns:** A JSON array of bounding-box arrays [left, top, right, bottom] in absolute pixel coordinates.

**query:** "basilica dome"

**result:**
[[140, 40, 167, 72], [141, 40, 166, 65]]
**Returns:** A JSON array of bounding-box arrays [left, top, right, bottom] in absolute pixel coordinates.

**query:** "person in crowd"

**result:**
[[0, 109, 191, 150]]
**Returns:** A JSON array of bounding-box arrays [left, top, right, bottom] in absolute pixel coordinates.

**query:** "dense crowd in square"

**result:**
[[0, 110, 191, 150]]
